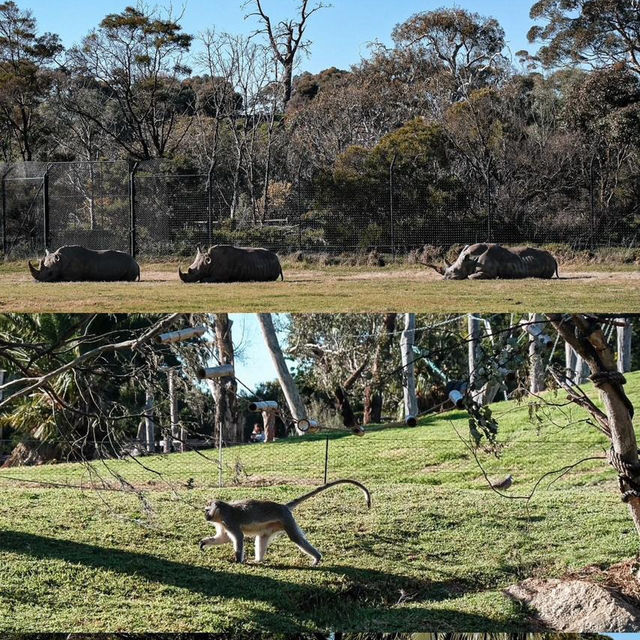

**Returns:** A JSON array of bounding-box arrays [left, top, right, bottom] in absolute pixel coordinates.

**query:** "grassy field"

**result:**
[[1, 373, 637, 633], [1, 259, 639, 312]]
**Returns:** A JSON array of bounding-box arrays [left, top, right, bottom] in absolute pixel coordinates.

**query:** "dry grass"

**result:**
[[0, 260, 638, 312]]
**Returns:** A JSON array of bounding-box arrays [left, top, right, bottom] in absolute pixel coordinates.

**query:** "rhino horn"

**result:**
[[28, 261, 42, 280], [178, 266, 195, 283]]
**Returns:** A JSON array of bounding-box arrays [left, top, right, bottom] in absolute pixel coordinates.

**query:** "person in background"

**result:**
[[250, 423, 265, 443]]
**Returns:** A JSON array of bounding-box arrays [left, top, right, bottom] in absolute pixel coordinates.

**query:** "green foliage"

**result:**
[[529, 0, 640, 74]]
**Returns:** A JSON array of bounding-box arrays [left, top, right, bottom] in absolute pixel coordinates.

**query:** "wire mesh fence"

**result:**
[[0, 430, 612, 493], [1, 160, 636, 259]]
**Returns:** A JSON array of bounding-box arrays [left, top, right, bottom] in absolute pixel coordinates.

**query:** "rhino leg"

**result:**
[[468, 271, 493, 280]]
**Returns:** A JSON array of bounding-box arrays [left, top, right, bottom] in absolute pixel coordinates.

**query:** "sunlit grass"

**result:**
[[0, 372, 637, 632]]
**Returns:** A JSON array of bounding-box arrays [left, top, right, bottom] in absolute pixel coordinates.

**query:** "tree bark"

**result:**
[[529, 313, 546, 394], [334, 386, 356, 429], [468, 314, 482, 396], [617, 317, 632, 373], [257, 313, 307, 434], [213, 314, 240, 444], [400, 313, 418, 425], [262, 410, 276, 442], [167, 369, 179, 453], [565, 341, 577, 378], [548, 314, 640, 537], [144, 389, 155, 454]]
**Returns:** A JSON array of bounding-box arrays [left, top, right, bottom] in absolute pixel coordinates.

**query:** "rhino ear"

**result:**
[[54, 253, 61, 263]]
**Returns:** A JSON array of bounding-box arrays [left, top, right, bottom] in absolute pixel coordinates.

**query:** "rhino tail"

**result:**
[[280, 265, 284, 281], [554, 260, 559, 279]]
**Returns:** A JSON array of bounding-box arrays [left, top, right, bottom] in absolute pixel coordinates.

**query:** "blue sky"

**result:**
[[28, 0, 538, 74], [229, 313, 281, 391]]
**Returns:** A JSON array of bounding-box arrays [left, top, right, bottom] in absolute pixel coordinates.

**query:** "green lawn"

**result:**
[[0, 259, 638, 312], [1, 373, 638, 632]]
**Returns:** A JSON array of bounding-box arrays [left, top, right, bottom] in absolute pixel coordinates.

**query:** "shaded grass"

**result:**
[[1, 373, 639, 632], [0, 260, 638, 312]]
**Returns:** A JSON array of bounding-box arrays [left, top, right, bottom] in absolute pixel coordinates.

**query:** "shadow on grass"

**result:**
[[0, 529, 513, 632]]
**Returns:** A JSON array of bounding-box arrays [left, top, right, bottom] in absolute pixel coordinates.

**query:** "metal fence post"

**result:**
[[42, 171, 50, 250], [297, 166, 303, 252], [590, 157, 596, 249], [129, 161, 138, 257], [389, 154, 397, 258], [486, 170, 493, 243], [323, 435, 330, 484], [207, 166, 214, 246], [1, 168, 9, 257]]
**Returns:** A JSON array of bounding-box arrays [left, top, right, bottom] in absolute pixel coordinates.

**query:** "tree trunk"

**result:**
[[529, 313, 546, 394], [144, 389, 155, 454], [213, 314, 239, 444], [565, 341, 577, 378], [263, 410, 276, 442], [400, 313, 418, 425], [334, 386, 356, 429], [468, 314, 482, 396], [364, 313, 396, 424], [548, 314, 640, 537], [617, 317, 632, 373], [167, 369, 179, 453], [257, 313, 307, 434]]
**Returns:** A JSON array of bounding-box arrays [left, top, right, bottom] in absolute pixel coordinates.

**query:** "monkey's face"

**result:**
[[204, 500, 222, 522]]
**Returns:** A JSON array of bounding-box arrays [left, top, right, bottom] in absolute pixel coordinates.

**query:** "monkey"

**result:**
[[199, 479, 371, 566]]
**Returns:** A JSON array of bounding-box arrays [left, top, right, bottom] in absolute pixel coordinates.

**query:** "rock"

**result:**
[[505, 578, 640, 632]]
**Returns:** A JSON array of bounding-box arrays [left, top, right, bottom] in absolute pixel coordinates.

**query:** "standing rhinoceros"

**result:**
[[425, 243, 559, 280], [28, 246, 140, 282], [178, 245, 284, 283]]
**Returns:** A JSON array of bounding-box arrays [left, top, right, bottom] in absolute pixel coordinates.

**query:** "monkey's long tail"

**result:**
[[287, 479, 371, 510]]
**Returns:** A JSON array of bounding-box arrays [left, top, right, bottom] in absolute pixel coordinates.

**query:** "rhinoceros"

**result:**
[[28, 246, 140, 282], [425, 243, 559, 280], [178, 245, 284, 283]]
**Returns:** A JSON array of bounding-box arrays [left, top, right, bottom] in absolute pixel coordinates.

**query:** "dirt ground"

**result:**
[[2, 262, 639, 312]]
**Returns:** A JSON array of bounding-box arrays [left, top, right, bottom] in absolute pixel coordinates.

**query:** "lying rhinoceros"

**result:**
[[29, 246, 140, 282], [178, 245, 283, 283], [425, 243, 559, 280]]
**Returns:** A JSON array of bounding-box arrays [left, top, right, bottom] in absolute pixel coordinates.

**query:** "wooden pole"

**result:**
[[400, 313, 418, 426], [144, 389, 155, 454], [257, 313, 307, 434], [617, 317, 632, 374]]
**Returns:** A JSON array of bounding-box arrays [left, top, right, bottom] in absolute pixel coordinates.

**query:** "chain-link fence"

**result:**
[[0, 429, 611, 491], [1, 160, 636, 258]]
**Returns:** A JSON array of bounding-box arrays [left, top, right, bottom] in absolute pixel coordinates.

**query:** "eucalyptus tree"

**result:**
[[529, 0, 640, 74], [63, 6, 194, 160], [0, 1, 62, 160]]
